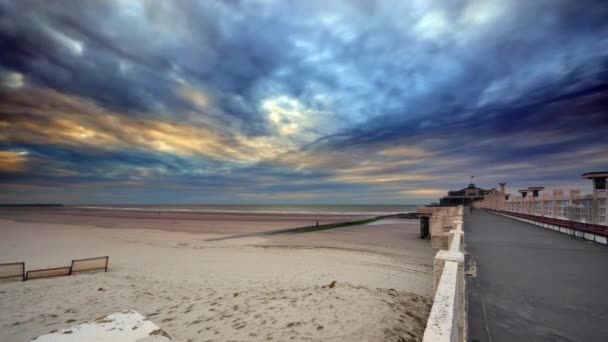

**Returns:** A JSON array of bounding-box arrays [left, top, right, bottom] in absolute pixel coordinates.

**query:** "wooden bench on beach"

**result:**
[[1, 256, 109, 281]]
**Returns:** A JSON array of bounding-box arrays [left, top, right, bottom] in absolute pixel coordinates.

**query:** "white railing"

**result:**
[[476, 188, 607, 226], [421, 205, 465, 342], [476, 188, 608, 245], [600, 198, 607, 225]]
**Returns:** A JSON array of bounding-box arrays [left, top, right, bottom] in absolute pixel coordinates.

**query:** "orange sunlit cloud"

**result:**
[[0, 150, 27, 172], [399, 189, 447, 197], [0, 87, 292, 163]]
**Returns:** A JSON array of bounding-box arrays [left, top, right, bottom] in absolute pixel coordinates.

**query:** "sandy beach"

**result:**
[[0, 209, 434, 341]]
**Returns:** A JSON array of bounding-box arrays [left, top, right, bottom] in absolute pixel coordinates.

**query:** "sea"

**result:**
[[72, 204, 421, 216]]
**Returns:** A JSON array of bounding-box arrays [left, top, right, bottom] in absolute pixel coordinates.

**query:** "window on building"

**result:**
[[557, 200, 569, 219], [572, 199, 580, 221], [544, 200, 553, 217], [595, 177, 606, 190], [574, 199, 592, 223], [535, 201, 541, 215], [582, 199, 592, 223]]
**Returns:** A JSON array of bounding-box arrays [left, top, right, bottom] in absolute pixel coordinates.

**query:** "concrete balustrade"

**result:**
[[433, 250, 464, 294], [475, 183, 608, 245], [448, 229, 464, 250], [423, 261, 462, 342], [419, 205, 466, 342], [476, 182, 607, 226]]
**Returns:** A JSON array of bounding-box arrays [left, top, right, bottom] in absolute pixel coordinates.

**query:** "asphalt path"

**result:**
[[465, 209, 608, 342]]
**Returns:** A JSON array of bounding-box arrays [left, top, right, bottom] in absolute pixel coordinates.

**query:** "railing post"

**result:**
[[592, 195, 599, 225], [433, 250, 464, 295]]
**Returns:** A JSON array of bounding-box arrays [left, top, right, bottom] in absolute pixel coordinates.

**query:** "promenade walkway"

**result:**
[[465, 209, 608, 342]]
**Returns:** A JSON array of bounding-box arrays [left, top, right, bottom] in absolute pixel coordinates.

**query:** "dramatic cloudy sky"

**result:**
[[1, 0, 607, 204]]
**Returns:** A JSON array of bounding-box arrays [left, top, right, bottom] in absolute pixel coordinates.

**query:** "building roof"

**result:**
[[450, 183, 491, 193], [582, 172, 608, 179]]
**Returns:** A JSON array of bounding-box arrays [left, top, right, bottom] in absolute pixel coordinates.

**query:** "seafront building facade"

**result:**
[[475, 172, 608, 226]]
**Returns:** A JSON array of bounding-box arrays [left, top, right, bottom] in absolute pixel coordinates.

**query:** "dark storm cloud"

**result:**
[[1, 0, 607, 203]]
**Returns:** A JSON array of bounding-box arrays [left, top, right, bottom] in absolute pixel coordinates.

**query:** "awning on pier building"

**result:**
[[582, 172, 608, 193]]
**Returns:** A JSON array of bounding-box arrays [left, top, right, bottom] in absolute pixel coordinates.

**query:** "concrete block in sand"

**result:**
[[31, 309, 171, 341]]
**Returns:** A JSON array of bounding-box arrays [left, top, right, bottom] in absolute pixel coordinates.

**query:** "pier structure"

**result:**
[[417, 172, 608, 342], [417, 206, 461, 249]]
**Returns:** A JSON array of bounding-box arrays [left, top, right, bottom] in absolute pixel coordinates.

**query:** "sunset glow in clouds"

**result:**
[[1, 0, 607, 204]]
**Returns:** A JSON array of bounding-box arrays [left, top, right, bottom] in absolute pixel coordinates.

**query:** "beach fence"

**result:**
[[71, 256, 109, 273], [1, 256, 108, 282], [418, 205, 466, 342], [26, 266, 72, 281], [0, 262, 25, 281]]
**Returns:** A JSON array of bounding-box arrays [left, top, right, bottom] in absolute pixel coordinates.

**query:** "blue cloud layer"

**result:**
[[1, 0, 607, 203]]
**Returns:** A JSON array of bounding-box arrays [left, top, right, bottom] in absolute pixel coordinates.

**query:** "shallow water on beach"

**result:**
[[72, 204, 421, 216]]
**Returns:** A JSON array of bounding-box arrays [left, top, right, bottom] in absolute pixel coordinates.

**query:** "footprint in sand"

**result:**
[[233, 322, 246, 329]]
